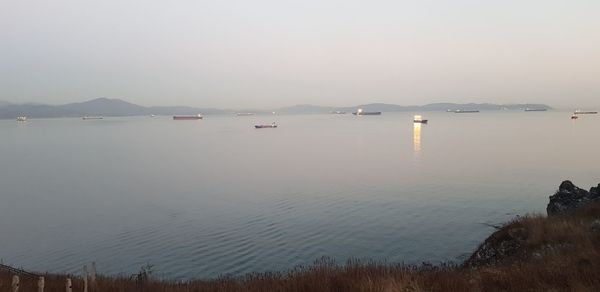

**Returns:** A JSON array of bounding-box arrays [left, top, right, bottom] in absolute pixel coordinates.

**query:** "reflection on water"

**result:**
[[413, 122, 421, 154], [2, 112, 600, 279]]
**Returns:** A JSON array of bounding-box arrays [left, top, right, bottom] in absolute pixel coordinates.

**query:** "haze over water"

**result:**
[[1, 111, 599, 279]]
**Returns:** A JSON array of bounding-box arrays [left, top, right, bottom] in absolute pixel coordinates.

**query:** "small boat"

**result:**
[[331, 111, 347, 114], [454, 110, 479, 113], [16, 116, 27, 122], [236, 113, 254, 116], [413, 115, 428, 124], [82, 116, 104, 120], [173, 114, 203, 120], [525, 108, 547, 112], [353, 109, 381, 115], [573, 110, 598, 115], [255, 122, 277, 129], [150, 114, 156, 117], [571, 115, 579, 120]]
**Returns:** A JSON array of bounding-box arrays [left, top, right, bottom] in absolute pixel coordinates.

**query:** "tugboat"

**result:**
[[571, 115, 579, 120], [16, 116, 27, 122], [413, 115, 428, 124], [352, 108, 381, 115], [173, 114, 203, 120], [255, 122, 277, 129]]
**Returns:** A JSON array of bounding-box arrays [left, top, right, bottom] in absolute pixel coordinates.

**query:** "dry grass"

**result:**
[[3, 203, 600, 291]]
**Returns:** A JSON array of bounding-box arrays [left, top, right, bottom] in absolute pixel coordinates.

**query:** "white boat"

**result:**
[[16, 116, 27, 122], [82, 116, 104, 120], [413, 115, 428, 124]]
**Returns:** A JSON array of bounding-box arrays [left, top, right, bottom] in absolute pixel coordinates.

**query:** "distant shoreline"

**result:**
[[0, 97, 553, 119]]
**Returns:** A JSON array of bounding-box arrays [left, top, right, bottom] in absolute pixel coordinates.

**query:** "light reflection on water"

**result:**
[[0, 111, 599, 280], [413, 122, 422, 155]]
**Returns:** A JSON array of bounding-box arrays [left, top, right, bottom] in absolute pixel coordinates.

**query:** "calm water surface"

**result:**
[[1, 111, 599, 279]]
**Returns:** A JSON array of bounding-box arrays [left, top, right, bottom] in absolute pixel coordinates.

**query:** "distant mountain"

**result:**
[[275, 102, 552, 114], [0, 98, 553, 119], [59, 98, 148, 116], [274, 104, 340, 114], [0, 98, 231, 119], [148, 106, 229, 115]]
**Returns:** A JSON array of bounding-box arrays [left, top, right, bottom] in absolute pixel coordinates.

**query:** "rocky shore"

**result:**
[[2, 180, 600, 291], [547, 180, 600, 215]]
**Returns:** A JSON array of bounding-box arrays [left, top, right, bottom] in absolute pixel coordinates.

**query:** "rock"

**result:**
[[547, 181, 600, 216], [464, 224, 525, 267], [587, 184, 599, 196], [559, 180, 577, 192], [590, 220, 600, 232]]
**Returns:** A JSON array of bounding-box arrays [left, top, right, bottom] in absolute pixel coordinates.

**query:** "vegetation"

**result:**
[[2, 202, 600, 291]]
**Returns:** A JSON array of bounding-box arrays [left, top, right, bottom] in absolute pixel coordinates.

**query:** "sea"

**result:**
[[1, 111, 598, 279]]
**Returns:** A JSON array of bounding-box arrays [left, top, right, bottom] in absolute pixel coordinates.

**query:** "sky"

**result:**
[[1, 0, 599, 109]]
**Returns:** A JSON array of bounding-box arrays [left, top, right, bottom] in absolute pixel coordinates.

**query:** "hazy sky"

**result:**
[[1, 0, 599, 109]]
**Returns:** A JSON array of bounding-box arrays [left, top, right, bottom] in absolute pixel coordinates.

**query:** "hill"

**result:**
[[275, 102, 552, 114], [0, 98, 553, 119], [0, 98, 230, 119]]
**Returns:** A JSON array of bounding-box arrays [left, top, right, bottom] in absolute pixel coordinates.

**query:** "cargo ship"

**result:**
[[16, 116, 27, 122], [525, 108, 548, 112], [353, 109, 381, 115], [413, 115, 428, 124], [454, 110, 479, 113], [573, 110, 598, 115], [82, 116, 104, 120], [236, 113, 254, 116], [255, 122, 277, 128], [173, 114, 203, 120]]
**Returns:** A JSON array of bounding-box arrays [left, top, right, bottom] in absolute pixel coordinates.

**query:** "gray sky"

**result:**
[[1, 0, 599, 109]]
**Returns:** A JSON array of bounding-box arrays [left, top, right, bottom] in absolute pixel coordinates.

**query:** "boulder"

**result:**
[[590, 184, 600, 198], [547, 180, 600, 216]]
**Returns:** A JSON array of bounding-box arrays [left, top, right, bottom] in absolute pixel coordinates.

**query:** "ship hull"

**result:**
[[173, 116, 203, 120]]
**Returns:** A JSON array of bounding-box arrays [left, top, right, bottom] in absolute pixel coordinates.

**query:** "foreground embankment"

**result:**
[[2, 181, 600, 291]]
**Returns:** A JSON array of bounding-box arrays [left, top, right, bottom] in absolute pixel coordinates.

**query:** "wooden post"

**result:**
[[11, 275, 19, 292], [83, 265, 88, 292], [38, 277, 45, 292], [90, 262, 97, 286], [65, 278, 72, 292]]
